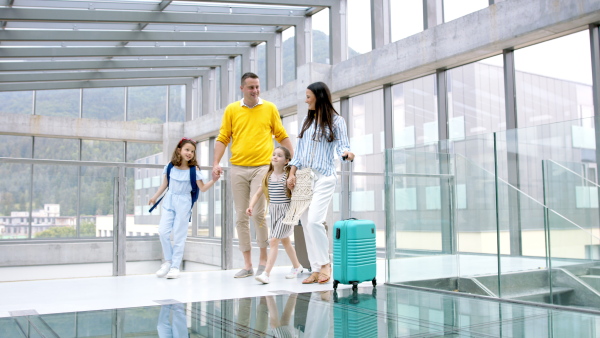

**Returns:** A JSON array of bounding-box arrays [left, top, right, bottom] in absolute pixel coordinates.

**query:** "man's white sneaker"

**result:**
[[156, 262, 171, 278], [165, 268, 180, 279], [255, 272, 270, 284], [285, 265, 303, 279]]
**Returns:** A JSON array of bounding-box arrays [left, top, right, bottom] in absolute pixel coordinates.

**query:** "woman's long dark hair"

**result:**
[[298, 82, 339, 143]]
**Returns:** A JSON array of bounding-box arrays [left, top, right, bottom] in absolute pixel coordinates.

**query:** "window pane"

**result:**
[[443, 0, 488, 22], [347, 0, 372, 58], [216, 66, 222, 110], [391, 0, 424, 42], [257, 42, 267, 89], [0, 135, 32, 158], [127, 86, 167, 123], [82, 87, 125, 121], [127, 142, 162, 163], [0, 163, 31, 239], [282, 27, 296, 84], [82, 140, 124, 162], [447, 55, 506, 139], [32, 165, 78, 239], [34, 137, 79, 160], [349, 90, 385, 172], [80, 166, 116, 238], [392, 75, 438, 147], [515, 31, 593, 128], [0, 91, 33, 115], [168, 85, 186, 122], [282, 114, 298, 151], [35, 89, 80, 118], [312, 8, 330, 64]]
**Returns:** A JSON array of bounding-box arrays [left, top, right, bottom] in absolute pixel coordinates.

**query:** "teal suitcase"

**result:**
[[332, 218, 377, 290]]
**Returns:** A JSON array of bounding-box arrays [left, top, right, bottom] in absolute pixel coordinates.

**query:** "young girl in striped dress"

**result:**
[[246, 146, 303, 284]]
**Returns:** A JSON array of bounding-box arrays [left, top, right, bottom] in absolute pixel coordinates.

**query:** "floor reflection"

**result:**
[[2, 285, 600, 337]]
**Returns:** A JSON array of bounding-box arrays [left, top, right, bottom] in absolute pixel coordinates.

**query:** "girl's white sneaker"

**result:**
[[285, 265, 303, 279], [156, 262, 171, 278], [255, 272, 270, 284], [166, 268, 180, 279]]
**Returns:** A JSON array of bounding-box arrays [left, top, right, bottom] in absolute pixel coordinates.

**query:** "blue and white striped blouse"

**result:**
[[289, 114, 351, 177]]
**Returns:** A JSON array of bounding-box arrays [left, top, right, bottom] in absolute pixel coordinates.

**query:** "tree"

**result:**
[[34, 220, 96, 238]]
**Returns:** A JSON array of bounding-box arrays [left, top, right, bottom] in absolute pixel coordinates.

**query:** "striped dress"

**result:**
[[268, 172, 293, 239]]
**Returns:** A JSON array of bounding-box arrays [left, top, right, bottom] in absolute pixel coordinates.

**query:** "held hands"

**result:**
[[287, 174, 296, 190], [212, 165, 223, 179], [246, 207, 253, 216], [341, 151, 355, 162], [211, 170, 221, 182]]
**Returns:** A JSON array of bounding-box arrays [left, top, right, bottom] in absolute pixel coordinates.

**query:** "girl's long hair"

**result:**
[[262, 146, 292, 198], [171, 139, 199, 167], [298, 82, 338, 143]]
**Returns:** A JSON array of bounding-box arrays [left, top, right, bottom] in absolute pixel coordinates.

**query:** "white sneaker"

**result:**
[[156, 262, 171, 278], [166, 268, 180, 279], [285, 265, 303, 279], [255, 272, 270, 284]]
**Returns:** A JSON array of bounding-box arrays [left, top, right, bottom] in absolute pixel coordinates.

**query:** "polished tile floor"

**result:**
[[1, 263, 600, 337]]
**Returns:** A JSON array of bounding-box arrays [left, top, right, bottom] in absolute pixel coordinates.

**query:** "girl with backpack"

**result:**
[[149, 138, 220, 279], [246, 146, 303, 284]]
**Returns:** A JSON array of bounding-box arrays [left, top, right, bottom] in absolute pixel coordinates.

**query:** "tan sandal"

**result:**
[[302, 272, 319, 284], [318, 264, 331, 284]]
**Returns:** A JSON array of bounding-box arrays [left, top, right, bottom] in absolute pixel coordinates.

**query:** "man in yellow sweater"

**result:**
[[213, 72, 294, 278]]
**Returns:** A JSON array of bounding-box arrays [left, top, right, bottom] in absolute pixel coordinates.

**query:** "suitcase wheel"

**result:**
[[372, 278, 377, 287], [351, 281, 359, 291], [333, 280, 339, 290]]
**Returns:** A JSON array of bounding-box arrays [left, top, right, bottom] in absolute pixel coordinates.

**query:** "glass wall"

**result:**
[[515, 30, 593, 128], [168, 85, 186, 122], [312, 8, 330, 64], [392, 74, 438, 148], [282, 27, 296, 84], [348, 90, 386, 248], [347, 0, 371, 58], [35, 89, 80, 118], [390, 0, 423, 42], [443, 0, 488, 23], [127, 86, 168, 123], [257, 42, 267, 89], [82, 87, 125, 121], [0, 91, 33, 115], [1, 85, 187, 123]]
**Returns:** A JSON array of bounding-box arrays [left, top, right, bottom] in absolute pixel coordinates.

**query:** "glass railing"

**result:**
[[386, 128, 600, 309], [0, 157, 230, 281]]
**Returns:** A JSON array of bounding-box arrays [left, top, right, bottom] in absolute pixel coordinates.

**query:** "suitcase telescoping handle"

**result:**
[[342, 154, 353, 219]]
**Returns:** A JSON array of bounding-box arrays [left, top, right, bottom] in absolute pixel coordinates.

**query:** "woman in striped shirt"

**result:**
[[287, 82, 355, 284], [247, 146, 304, 284]]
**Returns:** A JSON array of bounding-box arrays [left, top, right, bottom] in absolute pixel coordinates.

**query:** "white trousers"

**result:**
[[300, 170, 336, 273]]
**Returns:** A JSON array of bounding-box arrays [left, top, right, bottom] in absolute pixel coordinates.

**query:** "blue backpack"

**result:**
[[149, 162, 199, 213]]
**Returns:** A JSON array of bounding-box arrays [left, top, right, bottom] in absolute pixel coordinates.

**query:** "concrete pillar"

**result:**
[[191, 77, 200, 120], [423, 0, 443, 30], [504, 48, 523, 256], [202, 75, 210, 117], [266, 35, 277, 90], [330, 0, 348, 64], [296, 16, 312, 67], [220, 63, 229, 109], [371, 0, 391, 50]]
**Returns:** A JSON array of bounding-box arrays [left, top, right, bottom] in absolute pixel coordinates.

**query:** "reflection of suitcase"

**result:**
[[294, 221, 328, 272], [333, 219, 377, 290], [333, 288, 378, 337]]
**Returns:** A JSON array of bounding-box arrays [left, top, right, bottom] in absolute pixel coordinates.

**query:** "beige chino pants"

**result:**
[[230, 164, 269, 252]]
